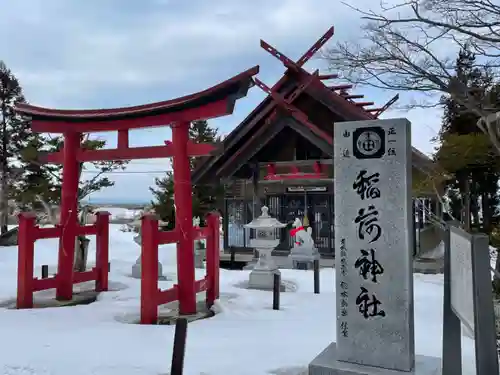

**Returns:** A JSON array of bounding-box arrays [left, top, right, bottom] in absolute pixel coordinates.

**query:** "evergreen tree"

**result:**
[[436, 46, 500, 232], [0, 61, 33, 234], [150, 171, 175, 229], [150, 120, 223, 227]]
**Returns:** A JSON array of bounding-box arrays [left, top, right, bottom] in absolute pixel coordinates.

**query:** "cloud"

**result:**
[[1, 0, 444, 202]]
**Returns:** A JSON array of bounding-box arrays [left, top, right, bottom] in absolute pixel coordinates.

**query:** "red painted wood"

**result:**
[[205, 212, 220, 306], [254, 78, 333, 144], [95, 212, 110, 292], [118, 130, 129, 149], [15, 66, 258, 118], [56, 132, 81, 301], [172, 121, 197, 315], [317, 74, 339, 80], [29, 99, 231, 133], [34, 226, 62, 240], [296, 26, 334, 66], [157, 229, 179, 245], [140, 214, 159, 324], [157, 286, 179, 305], [43, 141, 217, 163], [33, 277, 58, 292], [17, 214, 36, 308], [342, 94, 364, 99], [73, 269, 97, 284], [264, 173, 327, 181], [76, 224, 98, 236], [329, 84, 353, 90]]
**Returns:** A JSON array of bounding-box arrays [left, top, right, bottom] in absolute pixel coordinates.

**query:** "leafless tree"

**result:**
[[322, 0, 500, 152]]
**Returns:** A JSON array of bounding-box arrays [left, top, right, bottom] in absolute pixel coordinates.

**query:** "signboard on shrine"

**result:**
[[333, 118, 415, 371]]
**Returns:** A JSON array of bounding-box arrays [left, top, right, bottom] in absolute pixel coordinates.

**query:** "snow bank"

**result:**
[[0, 225, 479, 375]]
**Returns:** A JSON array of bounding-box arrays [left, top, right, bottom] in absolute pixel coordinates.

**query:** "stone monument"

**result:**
[[309, 119, 441, 374], [130, 211, 165, 280], [442, 225, 498, 375], [245, 206, 286, 291], [288, 217, 320, 269], [193, 216, 205, 269]]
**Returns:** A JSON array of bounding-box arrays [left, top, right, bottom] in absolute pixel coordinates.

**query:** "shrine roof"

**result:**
[[15, 66, 259, 132], [192, 69, 437, 184]]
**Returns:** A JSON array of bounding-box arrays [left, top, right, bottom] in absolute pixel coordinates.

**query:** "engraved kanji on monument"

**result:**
[[309, 118, 441, 375]]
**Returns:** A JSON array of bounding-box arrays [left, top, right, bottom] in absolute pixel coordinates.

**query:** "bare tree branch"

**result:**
[[322, 0, 500, 152]]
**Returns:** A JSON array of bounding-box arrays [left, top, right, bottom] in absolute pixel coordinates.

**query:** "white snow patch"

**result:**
[[0, 225, 479, 375]]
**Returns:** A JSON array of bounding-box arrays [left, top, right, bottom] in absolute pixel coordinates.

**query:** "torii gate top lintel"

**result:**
[[14, 65, 259, 134]]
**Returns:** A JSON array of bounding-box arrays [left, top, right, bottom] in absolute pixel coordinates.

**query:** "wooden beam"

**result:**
[[342, 94, 364, 99], [354, 102, 375, 107], [216, 119, 287, 178], [329, 84, 353, 91], [258, 159, 333, 167], [31, 100, 231, 133], [253, 78, 332, 144], [317, 74, 338, 80], [42, 142, 218, 163]]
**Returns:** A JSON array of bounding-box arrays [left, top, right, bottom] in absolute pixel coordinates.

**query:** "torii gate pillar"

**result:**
[[172, 121, 196, 313]]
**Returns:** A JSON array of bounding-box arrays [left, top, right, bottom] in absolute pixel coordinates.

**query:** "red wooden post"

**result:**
[[140, 214, 159, 324], [95, 211, 110, 292], [171, 121, 196, 315], [17, 213, 37, 309], [205, 213, 217, 306], [206, 212, 220, 305], [212, 213, 220, 300], [56, 131, 81, 300]]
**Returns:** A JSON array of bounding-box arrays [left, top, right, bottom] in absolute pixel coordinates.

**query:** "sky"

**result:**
[[1, 0, 444, 203]]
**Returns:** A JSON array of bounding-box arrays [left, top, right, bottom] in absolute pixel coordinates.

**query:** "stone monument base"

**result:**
[[248, 269, 286, 292], [309, 343, 441, 375], [289, 250, 320, 270], [131, 258, 167, 280]]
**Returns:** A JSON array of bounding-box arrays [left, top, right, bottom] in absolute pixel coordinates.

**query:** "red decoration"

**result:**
[[290, 226, 304, 237], [17, 211, 110, 308], [259, 27, 400, 118], [14, 67, 258, 322], [139, 212, 220, 324], [264, 161, 326, 181]]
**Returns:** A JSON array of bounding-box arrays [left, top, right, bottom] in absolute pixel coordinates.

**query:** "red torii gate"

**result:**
[[15, 66, 258, 315]]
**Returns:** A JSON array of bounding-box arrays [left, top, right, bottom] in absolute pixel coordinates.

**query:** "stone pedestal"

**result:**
[[131, 234, 166, 280], [309, 343, 441, 375], [248, 249, 285, 291], [249, 269, 285, 291], [289, 246, 320, 270], [131, 256, 166, 280], [194, 241, 205, 269]]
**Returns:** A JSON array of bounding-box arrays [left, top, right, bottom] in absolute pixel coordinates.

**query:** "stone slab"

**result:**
[[309, 343, 441, 375], [131, 258, 165, 280], [248, 269, 286, 292], [333, 119, 414, 371], [449, 226, 475, 333]]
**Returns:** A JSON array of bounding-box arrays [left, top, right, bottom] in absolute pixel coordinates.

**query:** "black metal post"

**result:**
[[41, 265, 48, 279], [230, 248, 236, 270], [313, 259, 320, 294], [171, 318, 188, 375], [273, 273, 280, 310]]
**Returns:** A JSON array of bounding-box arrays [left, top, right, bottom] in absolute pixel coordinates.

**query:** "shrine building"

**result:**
[[192, 28, 444, 262]]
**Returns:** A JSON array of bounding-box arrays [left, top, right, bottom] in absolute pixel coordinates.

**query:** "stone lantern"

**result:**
[[244, 206, 286, 291]]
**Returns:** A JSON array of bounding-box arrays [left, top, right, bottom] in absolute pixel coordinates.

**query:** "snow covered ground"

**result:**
[[92, 207, 141, 220], [0, 225, 478, 375]]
